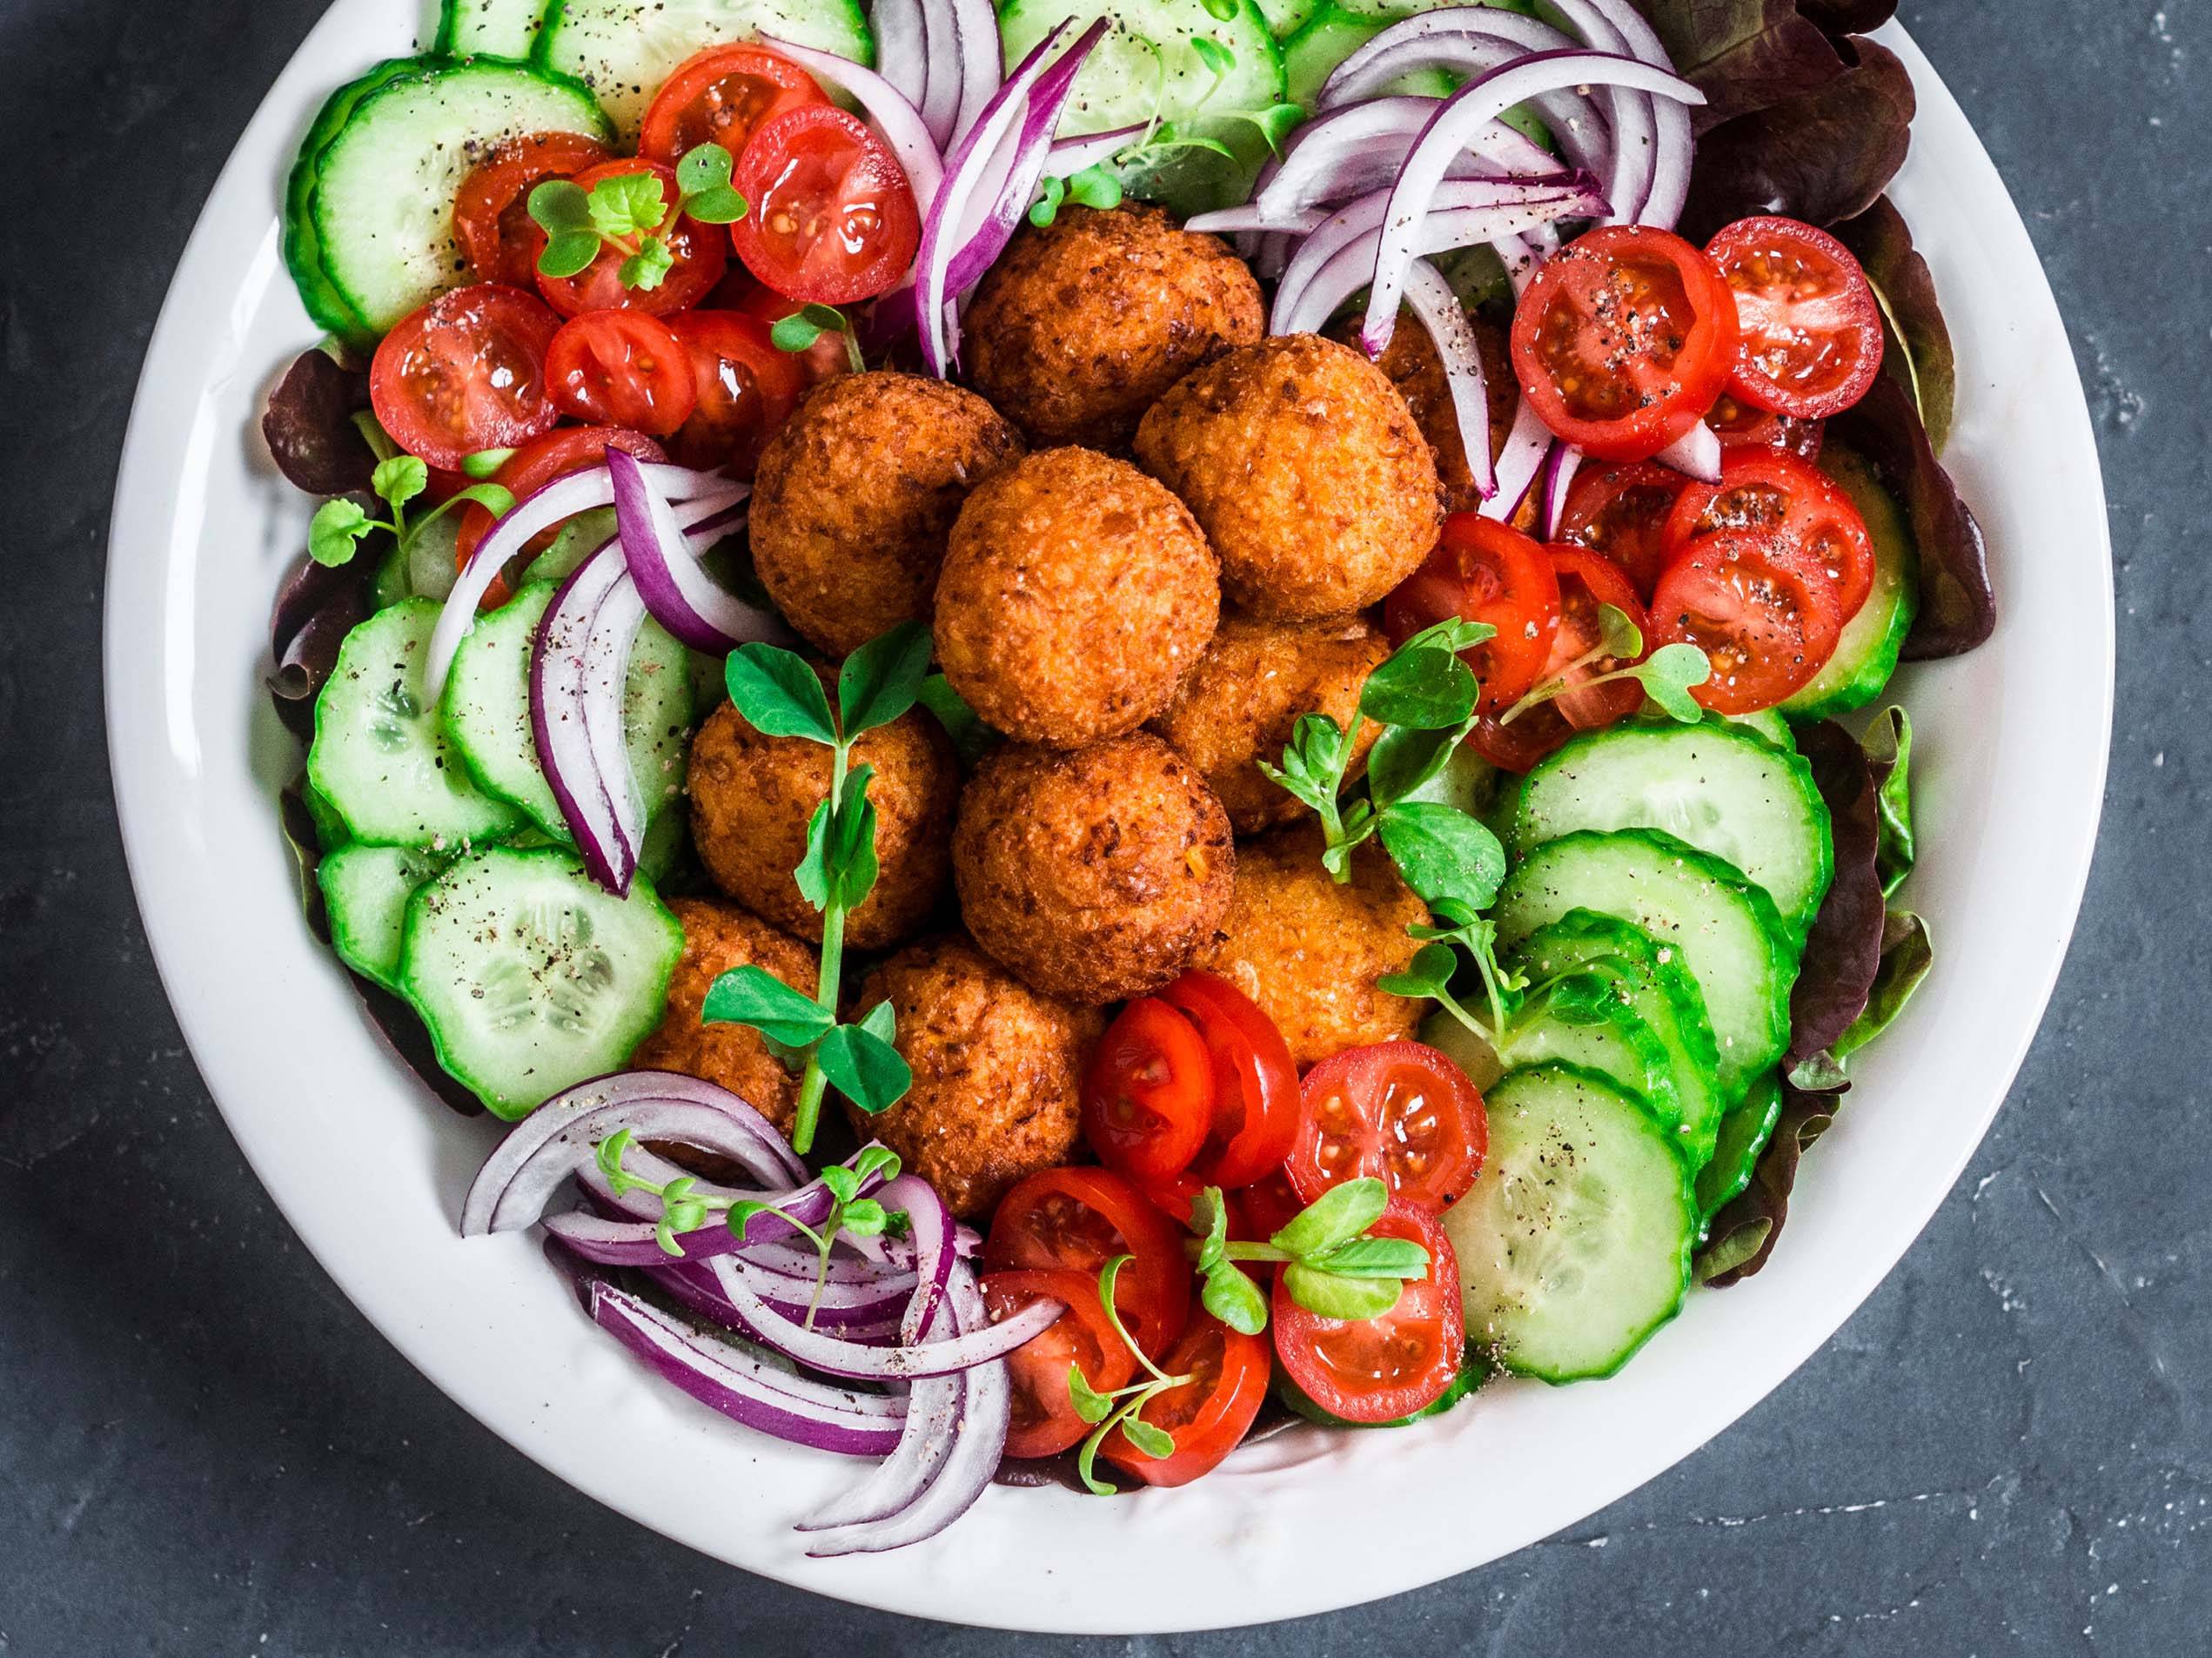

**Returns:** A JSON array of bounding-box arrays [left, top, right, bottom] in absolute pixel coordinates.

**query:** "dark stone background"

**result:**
[[2, 2, 2202, 1651]]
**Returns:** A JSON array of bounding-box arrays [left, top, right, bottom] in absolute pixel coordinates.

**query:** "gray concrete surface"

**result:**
[[2, 1, 2204, 1651]]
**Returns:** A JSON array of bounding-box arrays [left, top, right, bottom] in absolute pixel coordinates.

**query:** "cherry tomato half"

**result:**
[[534, 159, 729, 319], [1510, 225, 1740, 461], [1158, 972, 1301, 1191], [733, 280, 859, 387], [452, 131, 615, 290], [1083, 997, 1216, 1189], [369, 283, 561, 472], [1383, 514, 1562, 714], [452, 426, 667, 579], [1709, 391, 1824, 460], [638, 42, 829, 167], [1706, 216, 1884, 420], [663, 309, 809, 474], [1233, 1165, 1306, 1245], [1101, 1312, 1271, 1488], [1288, 1041, 1486, 1212], [1465, 702, 1576, 773], [730, 104, 921, 305], [1545, 545, 1651, 731], [984, 1167, 1191, 1359], [1665, 446, 1875, 622], [1648, 526, 1844, 714], [1271, 1200, 1464, 1424], [1554, 460, 1688, 601], [545, 311, 699, 436], [983, 1267, 1138, 1460]]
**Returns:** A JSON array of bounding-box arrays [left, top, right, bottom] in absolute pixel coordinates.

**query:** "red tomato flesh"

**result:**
[[984, 1267, 1138, 1460], [452, 131, 613, 290], [1102, 1313, 1271, 1488], [1665, 446, 1875, 622], [1288, 1041, 1486, 1212], [1271, 1200, 1464, 1424], [1554, 460, 1689, 601], [1383, 514, 1562, 714], [663, 309, 808, 474], [1543, 545, 1652, 731], [984, 1167, 1191, 1359], [1157, 971, 1300, 1191], [369, 283, 562, 471], [1083, 997, 1216, 1189], [730, 105, 921, 305], [1706, 215, 1884, 420], [1647, 527, 1844, 713], [452, 426, 667, 580], [534, 159, 728, 319], [638, 42, 829, 167], [545, 312, 699, 436]]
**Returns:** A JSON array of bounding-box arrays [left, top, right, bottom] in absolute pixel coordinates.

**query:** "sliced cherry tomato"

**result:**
[[733, 281, 858, 386], [1288, 1041, 1486, 1212], [1232, 1165, 1305, 1245], [1648, 526, 1844, 714], [1271, 1200, 1464, 1424], [1706, 215, 1883, 420], [1555, 460, 1689, 601], [637, 42, 830, 166], [1383, 514, 1562, 713], [984, 1168, 1191, 1359], [1709, 392, 1824, 460], [730, 105, 921, 305], [664, 309, 810, 474], [1510, 225, 1739, 461], [452, 426, 667, 576], [1101, 1313, 1271, 1488], [1083, 998, 1216, 1189], [984, 1267, 1138, 1460], [545, 312, 698, 436], [1157, 972, 1300, 1191], [1465, 701, 1576, 773], [369, 284, 561, 472], [534, 159, 728, 319], [1545, 545, 1651, 730], [452, 131, 614, 290], [1664, 446, 1874, 622]]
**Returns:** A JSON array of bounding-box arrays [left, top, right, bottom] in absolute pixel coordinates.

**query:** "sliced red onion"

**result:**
[[870, 0, 928, 115], [607, 448, 781, 654], [546, 1154, 900, 1266], [1403, 256, 1497, 500], [704, 1253, 1059, 1380], [588, 1279, 908, 1457], [1537, 443, 1585, 539], [1579, 0, 1694, 227], [649, 1255, 909, 1339], [423, 461, 736, 703], [1484, 400, 1556, 524], [1043, 124, 1143, 179], [1655, 419, 1722, 483], [1183, 204, 1327, 236], [947, 0, 1003, 147], [763, 37, 944, 211], [799, 1292, 961, 1533], [1229, 97, 1559, 228], [803, 1266, 1009, 1554], [580, 566, 649, 860], [1362, 50, 1704, 356], [1542, 0, 1656, 225], [532, 546, 640, 890], [879, 1174, 957, 1346]]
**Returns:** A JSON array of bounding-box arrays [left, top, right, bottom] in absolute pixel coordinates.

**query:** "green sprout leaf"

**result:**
[[825, 764, 881, 912], [674, 143, 747, 222], [1270, 1177, 1389, 1259], [1364, 723, 1463, 811], [371, 454, 428, 514], [1067, 164, 1123, 211], [770, 303, 848, 352], [1632, 642, 1711, 723], [1377, 802, 1507, 915], [307, 497, 372, 567], [1068, 1363, 1115, 1425], [851, 1144, 902, 1184], [620, 237, 676, 292], [1029, 172, 1067, 228], [1282, 1264, 1404, 1321], [589, 170, 669, 239], [1190, 1185, 1230, 1274], [1201, 1259, 1269, 1335], [1148, 122, 1236, 161], [917, 674, 998, 765], [725, 644, 839, 744], [841, 1198, 889, 1238], [682, 184, 749, 225], [538, 229, 601, 279], [1226, 101, 1305, 155], [1594, 602, 1644, 661], [441, 481, 515, 521], [858, 997, 897, 1047], [460, 447, 514, 480], [1119, 1414, 1177, 1460], [815, 1022, 913, 1116], [726, 1198, 776, 1242], [821, 1163, 861, 1206], [1256, 712, 1351, 817], [1360, 644, 1478, 732], [701, 964, 837, 1048], [837, 620, 935, 738], [1375, 940, 1461, 1002], [1304, 1235, 1430, 1279], [1190, 36, 1236, 90], [526, 178, 593, 234], [1198, 0, 1237, 20]]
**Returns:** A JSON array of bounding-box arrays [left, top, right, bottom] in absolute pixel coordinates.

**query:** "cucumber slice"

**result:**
[[1499, 721, 1833, 941], [318, 842, 452, 990], [399, 845, 684, 1118], [1782, 442, 1920, 722], [1283, 3, 1441, 107], [308, 600, 526, 849], [519, 507, 616, 584], [303, 779, 354, 853], [282, 58, 418, 344], [437, 0, 551, 57], [1445, 1064, 1695, 1382], [1697, 1069, 1784, 1225], [1003, 0, 1286, 216], [312, 58, 611, 335], [440, 581, 694, 842], [1726, 708, 1795, 751], [1505, 910, 1726, 1166], [539, 0, 873, 139], [1493, 829, 1794, 1098]]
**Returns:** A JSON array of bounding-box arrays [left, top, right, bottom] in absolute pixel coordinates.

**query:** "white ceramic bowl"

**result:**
[[104, 4, 2111, 1633]]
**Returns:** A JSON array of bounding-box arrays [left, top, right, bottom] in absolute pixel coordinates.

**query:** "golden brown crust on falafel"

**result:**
[[952, 734, 1235, 1004], [1335, 308, 1518, 515], [1195, 825, 1431, 1068], [1132, 334, 1445, 620], [934, 447, 1221, 748], [848, 934, 1104, 1218], [630, 898, 819, 1135], [1149, 609, 1392, 835], [749, 372, 1026, 657], [688, 696, 958, 951], [963, 205, 1265, 452]]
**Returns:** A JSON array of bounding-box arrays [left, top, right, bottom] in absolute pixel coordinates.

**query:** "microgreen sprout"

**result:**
[[1028, 164, 1124, 229], [529, 144, 747, 292], [306, 450, 514, 568], [1176, 1177, 1432, 1335], [702, 622, 937, 1152], [1069, 1254, 1198, 1494], [769, 303, 865, 373], [1493, 605, 1711, 728]]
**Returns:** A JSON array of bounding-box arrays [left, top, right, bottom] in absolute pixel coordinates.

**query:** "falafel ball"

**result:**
[[1196, 825, 1431, 1068], [630, 898, 819, 1137], [748, 372, 1026, 656], [935, 447, 1220, 748], [953, 734, 1234, 1004], [1133, 334, 1444, 620], [963, 204, 1265, 451], [689, 695, 958, 951], [1334, 306, 1517, 514], [848, 934, 1105, 1218], [1150, 610, 1393, 835]]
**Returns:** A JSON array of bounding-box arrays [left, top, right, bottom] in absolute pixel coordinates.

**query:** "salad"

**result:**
[[260, 0, 1994, 1554]]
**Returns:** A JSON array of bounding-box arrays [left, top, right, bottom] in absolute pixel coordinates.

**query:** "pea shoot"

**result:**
[[1491, 605, 1711, 728], [769, 303, 866, 374], [1028, 164, 1124, 230], [700, 621, 937, 1152], [1066, 1254, 1197, 1494], [306, 445, 513, 568], [528, 143, 747, 292], [1183, 1177, 1432, 1334]]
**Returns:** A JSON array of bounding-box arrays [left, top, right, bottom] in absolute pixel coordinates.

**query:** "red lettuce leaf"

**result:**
[[1834, 195, 1957, 454], [1786, 719, 1884, 1063], [268, 540, 384, 742], [1797, 0, 1896, 30], [1696, 1073, 1847, 1285], [262, 347, 376, 496]]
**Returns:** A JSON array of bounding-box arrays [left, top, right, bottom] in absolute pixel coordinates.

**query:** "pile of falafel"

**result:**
[[635, 204, 1491, 1219]]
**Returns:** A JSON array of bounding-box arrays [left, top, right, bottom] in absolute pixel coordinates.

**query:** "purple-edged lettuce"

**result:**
[[1786, 719, 1884, 1062], [1834, 195, 1957, 455], [262, 347, 377, 496]]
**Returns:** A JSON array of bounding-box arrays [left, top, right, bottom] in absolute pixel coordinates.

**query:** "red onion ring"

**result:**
[[1404, 255, 1498, 500], [531, 545, 640, 889], [607, 448, 780, 654], [703, 1253, 1060, 1379], [1537, 443, 1585, 539], [947, 0, 1003, 146], [1654, 419, 1723, 483]]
